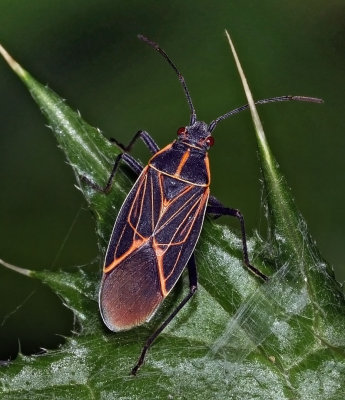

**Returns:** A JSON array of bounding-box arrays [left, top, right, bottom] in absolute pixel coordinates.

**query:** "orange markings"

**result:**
[[104, 237, 147, 273], [149, 164, 209, 187], [175, 149, 190, 177], [161, 182, 193, 210], [152, 239, 169, 297], [204, 156, 211, 185]]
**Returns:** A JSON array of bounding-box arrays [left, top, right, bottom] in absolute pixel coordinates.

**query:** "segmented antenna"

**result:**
[[208, 95, 323, 132], [138, 34, 197, 125]]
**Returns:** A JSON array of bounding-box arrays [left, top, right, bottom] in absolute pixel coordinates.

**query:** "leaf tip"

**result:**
[[224, 28, 271, 161], [0, 258, 32, 277], [0, 43, 27, 79]]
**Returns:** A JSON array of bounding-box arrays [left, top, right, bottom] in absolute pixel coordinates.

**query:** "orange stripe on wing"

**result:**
[[152, 238, 169, 297], [104, 237, 147, 273]]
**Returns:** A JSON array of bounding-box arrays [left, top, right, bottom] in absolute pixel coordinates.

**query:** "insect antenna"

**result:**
[[208, 95, 323, 132], [138, 34, 197, 125]]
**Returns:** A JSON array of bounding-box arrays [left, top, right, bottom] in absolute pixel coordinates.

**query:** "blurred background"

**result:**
[[0, 0, 344, 361]]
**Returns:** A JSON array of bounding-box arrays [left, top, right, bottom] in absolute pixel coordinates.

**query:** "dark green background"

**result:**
[[0, 1, 344, 361]]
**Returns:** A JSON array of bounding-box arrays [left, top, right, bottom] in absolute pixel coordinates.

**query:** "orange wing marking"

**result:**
[[152, 238, 169, 297], [104, 238, 146, 273]]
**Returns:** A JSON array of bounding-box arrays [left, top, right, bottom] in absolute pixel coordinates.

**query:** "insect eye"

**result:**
[[205, 136, 215, 147], [177, 127, 187, 136]]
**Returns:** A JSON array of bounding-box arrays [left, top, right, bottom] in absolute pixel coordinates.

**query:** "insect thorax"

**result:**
[[149, 141, 210, 186]]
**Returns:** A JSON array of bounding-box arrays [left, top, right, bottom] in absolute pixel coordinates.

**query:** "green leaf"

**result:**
[[1, 32, 344, 399]]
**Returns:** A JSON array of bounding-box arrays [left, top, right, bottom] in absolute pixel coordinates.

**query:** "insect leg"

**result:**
[[110, 130, 160, 154], [81, 152, 143, 193], [82, 130, 158, 193], [207, 196, 268, 282], [131, 254, 198, 375]]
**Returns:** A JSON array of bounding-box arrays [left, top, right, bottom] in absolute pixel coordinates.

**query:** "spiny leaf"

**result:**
[[0, 31, 344, 400]]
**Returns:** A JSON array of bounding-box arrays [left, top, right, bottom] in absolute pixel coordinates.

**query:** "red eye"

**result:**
[[205, 136, 215, 147], [177, 127, 187, 136]]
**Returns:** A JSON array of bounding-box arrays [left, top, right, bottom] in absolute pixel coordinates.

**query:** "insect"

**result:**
[[85, 35, 322, 375]]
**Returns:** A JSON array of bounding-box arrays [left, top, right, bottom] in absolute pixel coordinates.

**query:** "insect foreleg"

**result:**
[[110, 130, 160, 154], [81, 152, 143, 193], [81, 130, 159, 193]]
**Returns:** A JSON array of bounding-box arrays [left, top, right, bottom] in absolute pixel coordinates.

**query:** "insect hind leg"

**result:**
[[131, 254, 198, 376], [207, 196, 268, 282]]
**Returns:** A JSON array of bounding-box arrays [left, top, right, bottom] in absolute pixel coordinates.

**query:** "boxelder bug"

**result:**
[[83, 35, 322, 375]]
